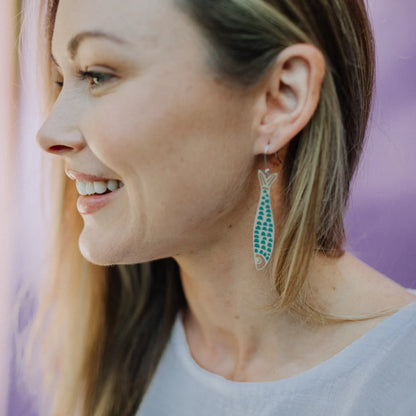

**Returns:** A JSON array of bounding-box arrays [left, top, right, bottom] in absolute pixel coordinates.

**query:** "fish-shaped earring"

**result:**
[[252, 144, 279, 271]]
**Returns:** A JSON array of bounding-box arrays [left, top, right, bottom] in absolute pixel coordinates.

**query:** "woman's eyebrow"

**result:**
[[50, 30, 130, 68]]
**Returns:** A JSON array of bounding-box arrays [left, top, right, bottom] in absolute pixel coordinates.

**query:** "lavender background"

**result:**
[[344, 1, 416, 288], [8, 0, 416, 414]]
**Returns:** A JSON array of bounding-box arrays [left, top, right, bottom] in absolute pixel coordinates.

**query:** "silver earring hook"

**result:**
[[264, 144, 282, 177], [264, 144, 270, 177]]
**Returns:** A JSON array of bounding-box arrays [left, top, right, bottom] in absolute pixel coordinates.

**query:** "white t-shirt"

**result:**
[[137, 294, 416, 416]]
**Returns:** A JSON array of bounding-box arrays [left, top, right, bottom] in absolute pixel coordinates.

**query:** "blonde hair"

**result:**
[[16, 0, 404, 415]]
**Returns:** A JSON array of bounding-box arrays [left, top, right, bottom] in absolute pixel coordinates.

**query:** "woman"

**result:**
[[20, 0, 416, 415]]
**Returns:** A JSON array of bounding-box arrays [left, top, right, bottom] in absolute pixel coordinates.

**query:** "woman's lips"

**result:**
[[77, 186, 123, 215], [65, 168, 121, 182]]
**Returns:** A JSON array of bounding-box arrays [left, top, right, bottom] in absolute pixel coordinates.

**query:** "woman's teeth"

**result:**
[[76, 180, 124, 196]]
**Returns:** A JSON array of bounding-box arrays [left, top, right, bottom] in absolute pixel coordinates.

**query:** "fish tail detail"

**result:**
[[258, 170, 278, 188], [265, 172, 278, 187]]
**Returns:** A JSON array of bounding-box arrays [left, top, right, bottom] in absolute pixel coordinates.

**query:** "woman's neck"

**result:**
[[174, 249, 415, 382]]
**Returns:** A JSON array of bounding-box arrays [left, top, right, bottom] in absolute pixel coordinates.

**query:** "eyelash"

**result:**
[[54, 70, 114, 89]]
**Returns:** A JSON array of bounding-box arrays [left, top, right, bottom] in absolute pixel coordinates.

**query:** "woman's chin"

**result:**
[[78, 235, 122, 266], [78, 234, 158, 266]]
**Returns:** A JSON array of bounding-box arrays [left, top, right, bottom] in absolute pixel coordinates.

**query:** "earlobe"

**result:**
[[253, 43, 326, 156]]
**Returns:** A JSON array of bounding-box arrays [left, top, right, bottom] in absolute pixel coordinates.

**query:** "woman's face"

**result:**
[[37, 0, 260, 265]]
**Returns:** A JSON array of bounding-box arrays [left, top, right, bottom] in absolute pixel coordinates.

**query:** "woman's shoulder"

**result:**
[[333, 251, 416, 314], [364, 276, 416, 313], [319, 252, 416, 358], [405, 287, 416, 297]]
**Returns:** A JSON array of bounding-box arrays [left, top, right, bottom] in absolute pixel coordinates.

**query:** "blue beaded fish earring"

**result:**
[[252, 144, 279, 271]]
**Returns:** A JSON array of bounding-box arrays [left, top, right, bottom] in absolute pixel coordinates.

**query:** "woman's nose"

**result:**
[[36, 102, 86, 155]]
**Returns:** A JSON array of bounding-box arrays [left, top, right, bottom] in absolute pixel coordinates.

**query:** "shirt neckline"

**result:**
[[172, 299, 416, 394]]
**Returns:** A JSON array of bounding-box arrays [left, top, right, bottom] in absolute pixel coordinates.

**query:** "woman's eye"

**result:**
[[54, 70, 114, 89], [79, 70, 114, 88]]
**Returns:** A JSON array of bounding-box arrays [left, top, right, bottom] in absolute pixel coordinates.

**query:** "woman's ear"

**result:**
[[252, 43, 326, 155]]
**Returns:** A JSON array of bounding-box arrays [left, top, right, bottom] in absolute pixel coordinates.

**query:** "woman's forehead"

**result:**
[[51, 0, 200, 63]]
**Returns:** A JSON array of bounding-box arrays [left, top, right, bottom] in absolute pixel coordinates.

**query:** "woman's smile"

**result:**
[[65, 168, 125, 214]]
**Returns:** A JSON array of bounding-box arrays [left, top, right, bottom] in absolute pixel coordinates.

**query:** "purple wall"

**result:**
[[345, 0, 416, 289]]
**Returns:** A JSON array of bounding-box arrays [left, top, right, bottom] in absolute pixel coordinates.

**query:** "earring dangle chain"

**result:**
[[252, 144, 278, 271]]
